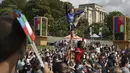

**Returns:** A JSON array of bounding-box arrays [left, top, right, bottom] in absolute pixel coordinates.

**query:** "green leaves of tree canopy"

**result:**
[[2, 0, 27, 9]]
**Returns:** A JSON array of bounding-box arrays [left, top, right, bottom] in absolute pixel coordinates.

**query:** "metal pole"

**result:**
[[46, 18, 48, 37], [40, 17, 42, 36], [34, 17, 36, 32], [42, 17, 48, 37], [31, 42, 44, 67]]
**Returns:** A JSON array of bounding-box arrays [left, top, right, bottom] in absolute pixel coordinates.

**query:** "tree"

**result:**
[[76, 18, 89, 37], [104, 11, 124, 35], [49, 17, 68, 36], [0, 0, 73, 37], [22, 0, 51, 20], [0, 8, 12, 15], [89, 23, 109, 39], [2, 0, 27, 9]]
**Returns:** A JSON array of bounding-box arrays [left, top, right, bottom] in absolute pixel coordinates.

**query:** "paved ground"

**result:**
[[47, 36, 113, 45], [88, 40, 113, 45]]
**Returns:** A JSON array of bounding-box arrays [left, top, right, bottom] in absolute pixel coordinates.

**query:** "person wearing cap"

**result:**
[[0, 15, 53, 73]]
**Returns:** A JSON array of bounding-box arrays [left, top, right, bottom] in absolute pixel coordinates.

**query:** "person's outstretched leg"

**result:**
[[74, 13, 84, 27]]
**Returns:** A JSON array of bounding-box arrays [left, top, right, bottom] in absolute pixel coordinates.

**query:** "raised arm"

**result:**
[[74, 10, 84, 16], [65, 4, 71, 24], [65, 4, 69, 15]]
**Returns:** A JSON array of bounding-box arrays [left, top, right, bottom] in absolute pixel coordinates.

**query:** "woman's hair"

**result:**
[[77, 41, 82, 48], [0, 15, 26, 62], [121, 55, 129, 67]]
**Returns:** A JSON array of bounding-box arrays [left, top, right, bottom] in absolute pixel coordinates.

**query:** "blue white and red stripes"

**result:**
[[13, 10, 35, 43]]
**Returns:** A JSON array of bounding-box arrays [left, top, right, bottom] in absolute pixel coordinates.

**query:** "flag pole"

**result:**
[[31, 42, 44, 67], [13, 11, 44, 67], [40, 17, 43, 36]]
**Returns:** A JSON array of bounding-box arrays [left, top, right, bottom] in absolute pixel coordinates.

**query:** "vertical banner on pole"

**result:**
[[113, 16, 125, 40], [40, 17, 42, 36], [34, 17, 41, 36]]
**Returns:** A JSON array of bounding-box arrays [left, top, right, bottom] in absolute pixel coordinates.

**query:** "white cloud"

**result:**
[[0, 0, 3, 3]]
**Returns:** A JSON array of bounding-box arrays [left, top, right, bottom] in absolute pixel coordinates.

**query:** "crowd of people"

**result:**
[[16, 40, 130, 73], [0, 14, 130, 73]]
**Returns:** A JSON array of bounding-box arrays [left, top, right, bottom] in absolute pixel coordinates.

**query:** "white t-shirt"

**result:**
[[96, 47, 100, 54]]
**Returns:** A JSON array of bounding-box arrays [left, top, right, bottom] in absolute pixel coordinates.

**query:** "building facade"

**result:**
[[79, 3, 106, 25]]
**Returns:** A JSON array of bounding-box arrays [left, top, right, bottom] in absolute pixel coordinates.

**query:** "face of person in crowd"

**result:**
[[91, 53, 95, 59], [60, 63, 69, 73], [100, 55, 106, 62]]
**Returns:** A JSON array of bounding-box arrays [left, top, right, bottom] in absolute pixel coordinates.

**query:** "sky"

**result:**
[[0, 0, 2, 3], [68, 0, 130, 16]]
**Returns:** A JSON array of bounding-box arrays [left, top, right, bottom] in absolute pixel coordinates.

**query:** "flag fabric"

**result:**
[[114, 16, 125, 33], [13, 10, 44, 67], [35, 17, 41, 31], [13, 10, 35, 43], [22, 14, 35, 41]]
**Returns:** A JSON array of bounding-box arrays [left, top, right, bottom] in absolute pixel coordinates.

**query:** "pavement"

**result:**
[[47, 36, 113, 45]]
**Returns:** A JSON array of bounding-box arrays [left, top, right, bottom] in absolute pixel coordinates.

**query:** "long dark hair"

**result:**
[[77, 41, 83, 48]]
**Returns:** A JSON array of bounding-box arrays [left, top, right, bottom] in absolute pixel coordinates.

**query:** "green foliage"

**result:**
[[89, 23, 102, 35], [0, 0, 79, 37], [2, 0, 27, 9], [0, 8, 12, 15], [104, 11, 124, 35], [89, 23, 109, 39], [49, 17, 68, 36], [76, 18, 89, 37]]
